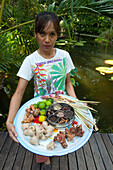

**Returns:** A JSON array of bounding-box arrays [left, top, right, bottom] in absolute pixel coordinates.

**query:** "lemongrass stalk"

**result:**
[[75, 111, 94, 131], [76, 112, 93, 129], [78, 103, 97, 112], [70, 102, 97, 112], [71, 103, 89, 110], [74, 108, 95, 125], [76, 100, 100, 104], [60, 95, 99, 104], [75, 111, 91, 131], [74, 107, 94, 124], [75, 108, 90, 114], [71, 103, 97, 112]]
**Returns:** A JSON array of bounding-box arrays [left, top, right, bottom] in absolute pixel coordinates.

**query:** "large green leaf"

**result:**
[[47, 2, 55, 12]]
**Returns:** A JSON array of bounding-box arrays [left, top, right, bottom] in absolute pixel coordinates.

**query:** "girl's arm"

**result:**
[[6, 78, 28, 143], [65, 72, 78, 99]]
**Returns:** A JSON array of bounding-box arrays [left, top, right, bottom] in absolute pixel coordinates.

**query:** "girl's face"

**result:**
[[35, 21, 58, 54]]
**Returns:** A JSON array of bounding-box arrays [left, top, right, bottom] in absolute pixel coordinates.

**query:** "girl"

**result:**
[[6, 11, 78, 170]]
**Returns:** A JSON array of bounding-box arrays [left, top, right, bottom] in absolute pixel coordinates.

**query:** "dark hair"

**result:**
[[35, 12, 61, 35]]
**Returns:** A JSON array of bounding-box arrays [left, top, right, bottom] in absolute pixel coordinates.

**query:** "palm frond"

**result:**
[[62, 17, 72, 40], [55, 0, 70, 13], [47, 2, 56, 12]]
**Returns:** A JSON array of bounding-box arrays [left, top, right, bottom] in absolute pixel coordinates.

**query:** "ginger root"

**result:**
[[54, 131, 68, 148], [30, 135, 39, 145], [22, 113, 34, 123], [25, 104, 40, 117], [45, 125, 54, 137], [46, 141, 56, 150], [22, 121, 54, 145], [65, 124, 84, 141]]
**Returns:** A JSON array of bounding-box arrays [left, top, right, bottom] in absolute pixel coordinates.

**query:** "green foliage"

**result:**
[[98, 28, 113, 44], [0, 113, 8, 131], [0, 0, 113, 86], [75, 15, 112, 35], [70, 67, 81, 87], [0, 0, 113, 78], [0, 30, 24, 72]]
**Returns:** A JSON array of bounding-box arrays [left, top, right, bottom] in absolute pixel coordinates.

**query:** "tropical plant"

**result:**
[[0, 30, 24, 72], [96, 27, 113, 44], [70, 67, 81, 87]]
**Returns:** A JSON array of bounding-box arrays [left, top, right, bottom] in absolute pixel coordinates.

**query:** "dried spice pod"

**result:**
[[58, 117, 69, 124], [53, 103, 62, 110], [65, 111, 74, 120], [48, 115, 59, 123], [56, 110, 65, 118], [62, 106, 71, 111]]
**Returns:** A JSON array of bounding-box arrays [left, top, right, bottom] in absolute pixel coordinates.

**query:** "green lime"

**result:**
[[33, 103, 37, 109], [39, 115, 45, 122], [37, 101, 41, 108], [39, 102, 46, 109], [47, 98, 54, 103], [46, 100, 52, 106], [40, 109, 46, 116], [42, 99, 47, 103], [45, 105, 49, 110]]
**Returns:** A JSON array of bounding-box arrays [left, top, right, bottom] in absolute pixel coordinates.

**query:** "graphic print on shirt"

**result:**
[[50, 58, 66, 90], [32, 58, 66, 97], [33, 63, 47, 96]]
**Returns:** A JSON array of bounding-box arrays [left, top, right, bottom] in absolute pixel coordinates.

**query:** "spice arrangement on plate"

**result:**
[[18, 94, 97, 153]]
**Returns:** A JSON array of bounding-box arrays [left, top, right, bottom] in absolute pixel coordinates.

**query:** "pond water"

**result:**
[[71, 42, 113, 133]]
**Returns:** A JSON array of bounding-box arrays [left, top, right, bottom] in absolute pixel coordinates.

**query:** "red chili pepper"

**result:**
[[33, 116, 42, 124], [72, 121, 78, 125]]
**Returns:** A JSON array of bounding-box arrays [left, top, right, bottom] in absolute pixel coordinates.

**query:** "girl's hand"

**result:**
[[6, 121, 19, 143]]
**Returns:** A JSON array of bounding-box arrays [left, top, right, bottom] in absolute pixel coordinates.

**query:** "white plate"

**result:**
[[14, 94, 94, 156]]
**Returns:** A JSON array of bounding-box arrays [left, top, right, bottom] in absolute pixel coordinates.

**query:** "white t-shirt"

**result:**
[[17, 48, 75, 97]]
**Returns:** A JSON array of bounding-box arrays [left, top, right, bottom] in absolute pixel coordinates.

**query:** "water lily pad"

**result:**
[[105, 60, 113, 65], [56, 42, 66, 45], [95, 67, 113, 74], [109, 76, 113, 81]]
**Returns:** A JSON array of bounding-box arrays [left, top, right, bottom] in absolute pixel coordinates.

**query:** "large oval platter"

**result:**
[[14, 94, 94, 156]]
